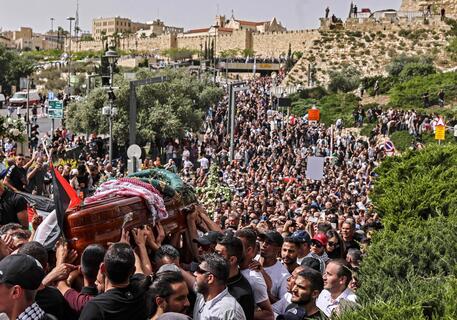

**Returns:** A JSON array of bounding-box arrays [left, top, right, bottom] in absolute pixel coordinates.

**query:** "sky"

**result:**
[[0, 0, 402, 34]]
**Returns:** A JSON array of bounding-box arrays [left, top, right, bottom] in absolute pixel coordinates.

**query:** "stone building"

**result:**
[[137, 19, 184, 38], [215, 14, 287, 33], [92, 17, 150, 39]]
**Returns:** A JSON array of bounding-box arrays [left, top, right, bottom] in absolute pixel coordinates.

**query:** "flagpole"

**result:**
[[41, 138, 51, 160]]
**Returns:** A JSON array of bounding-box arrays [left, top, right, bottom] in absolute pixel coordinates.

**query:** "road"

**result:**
[[0, 107, 62, 139]]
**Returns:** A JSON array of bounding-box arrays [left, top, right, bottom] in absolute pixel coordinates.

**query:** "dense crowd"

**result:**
[[0, 72, 395, 320]]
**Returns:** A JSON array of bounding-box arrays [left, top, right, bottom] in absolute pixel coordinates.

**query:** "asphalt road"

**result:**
[[0, 107, 62, 138]]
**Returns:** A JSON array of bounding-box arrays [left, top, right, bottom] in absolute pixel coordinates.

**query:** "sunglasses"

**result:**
[[195, 266, 211, 275], [311, 241, 323, 248], [328, 241, 339, 247]]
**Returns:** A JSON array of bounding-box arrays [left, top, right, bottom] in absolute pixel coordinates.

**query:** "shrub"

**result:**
[[389, 72, 457, 108], [328, 66, 361, 93], [398, 62, 436, 82], [372, 145, 457, 225], [389, 130, 415, 152]]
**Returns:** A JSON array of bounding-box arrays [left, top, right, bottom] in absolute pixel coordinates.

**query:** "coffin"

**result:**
[[65, 195, 190, 254]]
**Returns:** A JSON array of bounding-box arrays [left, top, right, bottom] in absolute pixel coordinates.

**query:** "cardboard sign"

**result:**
[[308, 109, 320, 121]]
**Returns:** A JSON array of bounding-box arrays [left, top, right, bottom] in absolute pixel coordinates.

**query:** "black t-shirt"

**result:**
[[0, 189, 27, 225], [278, 303, 328, 320], [79, 274, 152, 320], [27, 167, 46, 195], [227, 272, 255, 320], [36, 285, 78, 320], [6, 165, 27, 191]]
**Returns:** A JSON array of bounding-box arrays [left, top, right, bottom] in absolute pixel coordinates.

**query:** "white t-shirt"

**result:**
[[317, 288, 357, 317], [198, 157, 209, 169], [240, 268, 269, 305], [182, 149, 190, 160], [263, 261, 290, 301]]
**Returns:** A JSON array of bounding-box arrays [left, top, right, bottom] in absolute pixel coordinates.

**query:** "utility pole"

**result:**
[[67, 17, 75, 95], [228, 81, 248, 162], [26, 76, 30, 141]]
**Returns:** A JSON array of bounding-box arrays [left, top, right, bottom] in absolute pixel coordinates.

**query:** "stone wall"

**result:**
[[252, 30, 320, 57], [401, 0, 457, 16], [176, 30, 250, 54]]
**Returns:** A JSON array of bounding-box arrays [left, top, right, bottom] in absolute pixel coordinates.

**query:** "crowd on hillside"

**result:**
[[0, 72, 397, 320]]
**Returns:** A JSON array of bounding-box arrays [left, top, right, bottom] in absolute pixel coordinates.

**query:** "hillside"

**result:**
[[284, 23, 455, 86]]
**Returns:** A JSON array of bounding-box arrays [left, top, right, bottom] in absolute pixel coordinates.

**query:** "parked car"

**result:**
[[9, 91, 41, 107], [0, 94, 5, 108]]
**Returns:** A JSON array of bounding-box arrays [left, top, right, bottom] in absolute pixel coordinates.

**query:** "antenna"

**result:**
[[50, 17, 54, 32]]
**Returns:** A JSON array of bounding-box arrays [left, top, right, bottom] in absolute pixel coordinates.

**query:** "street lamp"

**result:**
[[67, 17, 75, 95], [104, 46, 119, 164]]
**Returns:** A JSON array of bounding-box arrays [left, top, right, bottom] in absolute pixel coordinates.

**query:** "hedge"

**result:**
[[372, 144, 457, 227], [389, 72, 457, 109], [337, 216, 457, 320]]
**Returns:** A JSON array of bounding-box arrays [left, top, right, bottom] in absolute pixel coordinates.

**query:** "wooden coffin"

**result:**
[[65, 196, 189, 254]]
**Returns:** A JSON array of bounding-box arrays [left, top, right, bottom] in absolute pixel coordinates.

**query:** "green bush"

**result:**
[[372, 145, 457, 225], [386, 54, 433, 77], [336, 215, 457, 320], [398, 62, 436, 82], [389, 72, 457, 108], [316, 93, 360, 125], [328, 67, 361, 93], [389, 130, 415, 152]]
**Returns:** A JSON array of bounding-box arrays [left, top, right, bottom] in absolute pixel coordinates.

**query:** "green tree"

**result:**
[[66, 69, 223, 146], [328, 66, 361, 93], [0, 45, 35, 94]]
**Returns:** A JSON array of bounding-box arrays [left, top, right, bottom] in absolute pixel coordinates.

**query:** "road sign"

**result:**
[[48, 91, 55, 101], [435, 125, 445, 140], [308, 108, 320, 121], [49, 100, 63, 109], [48, 108, 63, 119], [49, 100, 64, 119], [384, 141, 395, 152]]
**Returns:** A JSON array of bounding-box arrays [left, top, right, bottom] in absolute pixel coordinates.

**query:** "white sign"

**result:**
[[306, 156, 325, 180]]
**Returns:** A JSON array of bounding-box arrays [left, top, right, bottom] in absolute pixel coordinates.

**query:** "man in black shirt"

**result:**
[[79, 243, 152, 320], [18, 241, 78, 320], [0, 181, 28, 227], [215, 234, 255, 320], [3, 154, 34, 192], [279, 269, 327, 320]]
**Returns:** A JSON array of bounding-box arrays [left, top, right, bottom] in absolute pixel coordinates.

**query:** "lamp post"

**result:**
[[67, 17, 75, 95], [104, 46, 119, 164], [228, 81, 248, 162]]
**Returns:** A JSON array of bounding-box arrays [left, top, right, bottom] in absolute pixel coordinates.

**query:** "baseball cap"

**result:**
[[300, 257, 322, 272], [291, 230, 312, 244], [157, 264, 181, 274], [193, 231, 223, 246], [259, 231, 284, 247], [277, 304, 308, 320], [0, 254, 45, 290], [312, 233, 328, 247]]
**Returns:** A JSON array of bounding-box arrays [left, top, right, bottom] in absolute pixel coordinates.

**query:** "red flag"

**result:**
[[50, 163, 81, 236]]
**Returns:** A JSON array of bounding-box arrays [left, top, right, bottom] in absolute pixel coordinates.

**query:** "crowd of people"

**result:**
[[0, 70, 403, 320]]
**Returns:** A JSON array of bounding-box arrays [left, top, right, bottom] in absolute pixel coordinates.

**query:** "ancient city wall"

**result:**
[[176, 30, 250, 54], [400, 0, 457, 16], [252, 30, 320, 57]]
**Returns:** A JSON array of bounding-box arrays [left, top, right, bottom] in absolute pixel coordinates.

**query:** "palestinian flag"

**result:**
[[50, 163, 81, 238]]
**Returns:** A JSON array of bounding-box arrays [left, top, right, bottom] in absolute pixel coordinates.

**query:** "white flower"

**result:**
[[2, 122, 8, 129]]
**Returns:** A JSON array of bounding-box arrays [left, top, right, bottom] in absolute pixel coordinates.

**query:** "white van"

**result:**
[[9, 91, 41, 107]]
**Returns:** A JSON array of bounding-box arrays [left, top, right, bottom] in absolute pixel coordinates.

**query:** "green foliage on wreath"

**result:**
[[196, 164, 232, 216]]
